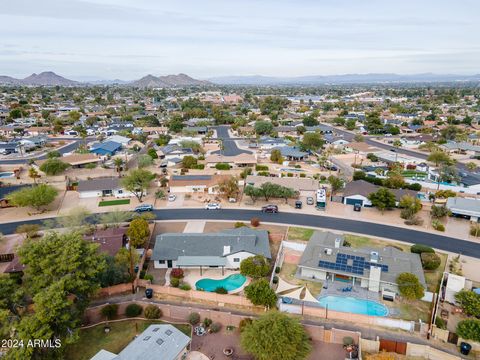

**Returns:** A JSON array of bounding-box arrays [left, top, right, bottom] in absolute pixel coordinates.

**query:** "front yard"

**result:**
[[65, 320, 190, 360], [98, 199, 131, 207], [287, 226, 315, 241]]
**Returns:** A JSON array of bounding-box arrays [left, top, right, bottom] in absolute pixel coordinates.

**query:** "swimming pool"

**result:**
[[0, 172, 14, 178], [280, 168, 304, 172], [195, 274, 247, 292], [318, 295, 388, 317]]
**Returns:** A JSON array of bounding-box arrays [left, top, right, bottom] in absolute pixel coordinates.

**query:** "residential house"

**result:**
[[168, 175, 228, 194], [152, 227, 271, 272], [83, 227, 128, 257], [204, 153, 257, 168], [106, 135, 131, 146], [37, 153, 102, 168], [304, 125, 333, 134], [0, 142, 19, 155], [274, 146, 309, 161], [297, 231, 426, 296], [77, 177, 136, 198], [157, 145, 195, 160], [257, 137, 288, 150], [91, 324, 190, 360], [184, 126, 208, 135], [341, 180, 418, 207], [245, 175, 318, 197], [90, 141, 122, 156], [446, 197, 480, 222]]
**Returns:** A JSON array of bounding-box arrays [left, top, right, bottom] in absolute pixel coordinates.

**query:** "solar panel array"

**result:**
[[318, 252, 388, 276]]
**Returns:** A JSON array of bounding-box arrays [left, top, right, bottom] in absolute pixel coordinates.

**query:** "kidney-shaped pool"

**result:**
[[195, 274, 247, 292]]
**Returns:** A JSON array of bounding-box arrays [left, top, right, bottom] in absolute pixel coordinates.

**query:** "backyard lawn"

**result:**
[[390, 298, 431, 322], [65, 320, 190, 360], [278, 262, 323, 297], [424, 252, 448, 292], [287, 226, 314, 241], [98, 199, 131, 207]]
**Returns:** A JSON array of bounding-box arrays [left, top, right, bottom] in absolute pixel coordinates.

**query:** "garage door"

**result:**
[[346, 198, 363, 206]]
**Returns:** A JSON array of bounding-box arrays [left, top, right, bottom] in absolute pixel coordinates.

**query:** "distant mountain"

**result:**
[[209, 73, 480, 85], [130, 73, 210, 88], [0, 71, 79, 86]]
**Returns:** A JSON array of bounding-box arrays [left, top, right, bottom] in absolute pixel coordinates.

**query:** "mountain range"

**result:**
[[208, 73, 480, 85], [0, 72, 209, 87], [1, 71, 480, 87]]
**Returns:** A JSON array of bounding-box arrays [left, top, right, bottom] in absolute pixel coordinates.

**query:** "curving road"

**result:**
[[211, 125, 252, 156], [1, 208, 479, 258]]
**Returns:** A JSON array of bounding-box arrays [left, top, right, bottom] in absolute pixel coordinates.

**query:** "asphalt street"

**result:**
[[211, 125, 252, 156], [1, 208, 479, 258]]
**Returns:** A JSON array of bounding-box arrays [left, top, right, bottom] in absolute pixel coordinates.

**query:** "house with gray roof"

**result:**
[[446, 197, 480, 222], [152, 227, 271, 273], [90, 324, 190, 360], [77, 177, 140, 199], [273, 146, 309, 161], [341, 180, 418, 207], [297, 231, 426, 295]]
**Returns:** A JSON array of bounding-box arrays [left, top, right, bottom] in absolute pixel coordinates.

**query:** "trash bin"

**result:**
[[460, 342, 471, 355]]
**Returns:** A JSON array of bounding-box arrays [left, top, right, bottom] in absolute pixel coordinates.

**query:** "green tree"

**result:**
[[182, 155, 198, 169], [345, 119, 356, 131], [137, 154, 154, 168], [147, 148, 158, 159], [244, 279, 277, 308], [55, 206, 91, 229], [113, 157, 124, 177], [279, 186, 296, 203], [327, 175, 344, 194], [121, 169, 154, 202], [240, 255, 270, 278], [353, 133, 364, 142], [430, 205, 449, 219], [368, 188, 396, 213], [218, 177, 239, 199], [301, 132, 324, 151], [241, 311, 311, 360], [397, 272, 424, 300], [7, 184, 58, 211], [28, 167, 39, 184], [456, 319, 480, 342], [179, 140, 204, 154], [126, 217, 150, 277], [39, 158, 70, 175], [398, 195, 422, 220], [302, 114, 318, 127], [255, 121, 274, 135], [466, 162, 477, 172], [427, 151, 453, 167], [270, 149, 283, 164], [244, 185, 263, 204], [259, 182, 279, 201], [455, 290, 480, 317]]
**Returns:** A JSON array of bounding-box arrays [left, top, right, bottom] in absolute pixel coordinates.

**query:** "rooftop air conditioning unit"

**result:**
[[370, 251, 379, 263], [324, 248, 333, 256]]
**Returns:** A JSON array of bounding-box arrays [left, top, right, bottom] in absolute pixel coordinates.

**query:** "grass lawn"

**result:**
[[287, 227, 315, 241], [65, 320, 190, 360], [390, 299, 431, 322], [278, 262, 323, 297], [98, 199, 131, 207], [344, 234, 410, 252]]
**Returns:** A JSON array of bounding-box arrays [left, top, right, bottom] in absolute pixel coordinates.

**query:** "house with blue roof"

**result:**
[[90, 141, 122, 156]]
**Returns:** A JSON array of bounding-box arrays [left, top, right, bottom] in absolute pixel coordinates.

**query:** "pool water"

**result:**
[[318, 295, 388, 317], [0, 172, 14, 178], [280, 168, 304, 172], [195, 274, 247, 292]]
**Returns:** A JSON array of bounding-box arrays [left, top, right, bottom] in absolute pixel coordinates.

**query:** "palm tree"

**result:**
[[113, 158, 124, 177], [28, 167, 39, 184]]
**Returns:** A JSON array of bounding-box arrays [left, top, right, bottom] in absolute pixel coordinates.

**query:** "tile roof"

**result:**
[[77, 177, 121, 192]]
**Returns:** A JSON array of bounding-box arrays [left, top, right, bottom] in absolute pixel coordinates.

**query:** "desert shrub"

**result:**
[[320, 175, 326, 181], [431, 220, 445, 232], [435, 316, 447, 330], [257, 171, 270, 176], [170, 268, 184, 279], [255, 165, 269, 171], [143, 274, 154, 282], [188, 312, 200, 325], [250, 217, 260, 227], [170, 277, 180, 287], [343, 336, 354, 346], [215, 287, 228, 294], [203, 318, 213, 327], [140, 270, 146, 279], [407, 183, 422, 191], [125, 303, 143, 317], [470, 224, 480, 237], [410, 244, 435, 254], [239, 318, 253, 332], [144, 305, 162, 319], [404, 216, 424, 226], [215, 163, 231, 170], [421, 253, 441, 270], [101, 304, 118, 320], [456, 319, 480, 342], [397, 273, 425, 300], [287, 173, 293, 177], [194, 164, 205, 170], [240, 255, 270, 278], [180, 283, 191, 291], [235, 222, 247, 228], [299, 173, 306, 178], [431, 205, 449, 219], [210, 322, 222, 333]]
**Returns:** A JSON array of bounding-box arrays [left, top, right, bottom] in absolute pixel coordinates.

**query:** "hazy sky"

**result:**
[[0, 0, 479, 80]]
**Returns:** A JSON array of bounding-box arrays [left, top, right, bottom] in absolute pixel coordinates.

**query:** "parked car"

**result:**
[[205, 203, 221, 210], [261, 205, 278, 213], [295, 200, 302, 209], [145, 288, 153, 299], [168, 194, 177, 202], [134, 204, 153, 212], [306, 197, 314, 205], [353, 203, 362, 212]]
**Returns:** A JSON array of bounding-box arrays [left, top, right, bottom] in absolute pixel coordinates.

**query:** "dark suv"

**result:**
[[261, 205, 279, 213]]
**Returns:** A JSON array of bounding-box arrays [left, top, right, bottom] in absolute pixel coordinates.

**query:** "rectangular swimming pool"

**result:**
[[318, 295, 388, 316]]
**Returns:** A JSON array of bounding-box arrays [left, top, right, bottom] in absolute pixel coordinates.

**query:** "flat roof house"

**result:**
[[91, 324, 190, 360], [204, 153, 257, 168], [152, 227, 271, 273], [446, 197, 480, 222], [168, 175, 229, 194], [297, 231, 426, 295], [77, 177, 134, 198], [341, 180, 418, 207], [90, 141, 122, 156]]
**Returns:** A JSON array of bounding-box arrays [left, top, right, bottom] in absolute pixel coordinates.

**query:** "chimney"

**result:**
[[334, 238, 341, 248]]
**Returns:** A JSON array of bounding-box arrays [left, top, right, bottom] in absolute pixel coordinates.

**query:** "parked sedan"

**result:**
[[261, 205, 279, 213], [306, 197, 314, 205], [205, 203, 221, 210], [168, 194, 177, 202]]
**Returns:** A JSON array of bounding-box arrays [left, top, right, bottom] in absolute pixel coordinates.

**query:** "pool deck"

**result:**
[[319, 280, 382, 302], [182, 268, 250, 294]]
